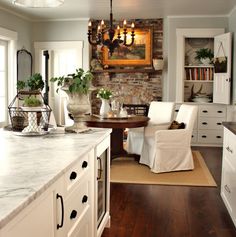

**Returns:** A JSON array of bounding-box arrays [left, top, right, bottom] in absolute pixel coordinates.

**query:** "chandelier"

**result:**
[[88, 0, 135, 56], [12, 0, 64, 7]]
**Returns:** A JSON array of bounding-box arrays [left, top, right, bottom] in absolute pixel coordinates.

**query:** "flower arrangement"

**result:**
[[96, 88, 112, 100], [195, 48, 214, 61]]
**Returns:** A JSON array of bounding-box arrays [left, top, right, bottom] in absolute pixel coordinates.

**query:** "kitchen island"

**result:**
[[0, 127, 111, 237]]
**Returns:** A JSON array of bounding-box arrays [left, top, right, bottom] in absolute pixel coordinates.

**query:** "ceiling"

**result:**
[[0, 0, 236, 21]]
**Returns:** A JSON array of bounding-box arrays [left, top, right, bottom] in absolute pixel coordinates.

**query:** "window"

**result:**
[[0, 40, 8, 126]]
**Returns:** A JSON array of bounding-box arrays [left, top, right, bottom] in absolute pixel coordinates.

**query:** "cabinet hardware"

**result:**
[[97, 157, 102, 180], [224, 185, 231, 193], [175, 109, 179, 112], [216, 136, 221, 139], [56, 193, 64, 229], [226, 146, 233, 154], [202, 135, 207, 138], [217, 110, 223, 113], [82, 161, 88, 168], [217, 122, 222, 125], [202, 122, 207, 125], [70, 210, 77, 219], [202, 110, 208, 113], [70, 171, 77, 180], [82, 195, 88, 203]]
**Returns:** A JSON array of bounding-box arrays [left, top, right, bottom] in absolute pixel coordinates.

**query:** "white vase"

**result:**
[[63, 88, 91, 132], [153, 58, 164, 70], [100, 99, 111, 118]]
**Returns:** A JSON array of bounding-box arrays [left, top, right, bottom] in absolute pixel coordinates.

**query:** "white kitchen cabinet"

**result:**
[[221, 127, 236, 227], [176, 28, 232, 105]]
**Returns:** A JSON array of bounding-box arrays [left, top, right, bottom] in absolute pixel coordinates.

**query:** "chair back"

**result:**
[[176, 104, 198, 132], [148, 101, 175, 124]]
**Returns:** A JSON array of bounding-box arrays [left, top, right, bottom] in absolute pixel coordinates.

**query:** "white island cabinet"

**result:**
[[0, 128, 111, 237]]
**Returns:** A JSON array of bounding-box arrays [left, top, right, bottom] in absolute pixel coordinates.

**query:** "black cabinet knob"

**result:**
[[216, 136, 222, 139], [70, 171, 77, 180], [217, 122, 222, 125], [82, 161, 88, 168], [202, 110, 208, 113], [217, 110, 223, 113], [70, 210, 77, 219], [202, 135, 207, 138], [202, 122, 207, 125], [82, 195, 88, 203]]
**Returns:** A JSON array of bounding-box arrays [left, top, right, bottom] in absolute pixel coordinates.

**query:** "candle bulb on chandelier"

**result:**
[[123, 19, 127, 30], [88, 21, 92, 30], [131, 22, 135, 29], [97, 25, 101, 33], [117, 25, 120, 35], [101, 20, 105, 30]]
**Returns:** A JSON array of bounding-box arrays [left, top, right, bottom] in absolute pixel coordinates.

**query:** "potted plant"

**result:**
[[96, 88, 112, 117], [17, 73, 44, 92], [50, 68, 94, 132], [195, 48, 214, 65]]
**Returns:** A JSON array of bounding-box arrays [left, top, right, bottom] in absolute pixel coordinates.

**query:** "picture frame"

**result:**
[[102, 28, 152, 66]]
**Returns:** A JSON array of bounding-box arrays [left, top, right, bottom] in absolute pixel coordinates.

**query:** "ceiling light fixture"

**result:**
[[88, 0, 135, 56], [12, 0, 64, 8]]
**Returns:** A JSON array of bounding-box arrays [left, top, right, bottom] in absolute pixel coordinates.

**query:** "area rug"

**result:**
[[110, 151, 217, 187]]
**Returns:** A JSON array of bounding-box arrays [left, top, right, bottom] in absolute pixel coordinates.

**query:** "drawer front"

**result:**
[[191, 130, 198, 143], [199, 105, 226, 118], [64, 174, 91, 233], [224, 129, 236, 167], [221, 158, 236, 215], [198, 130, 223, 144], [65, 154, 89, 193], [198, 117, 223, 130]]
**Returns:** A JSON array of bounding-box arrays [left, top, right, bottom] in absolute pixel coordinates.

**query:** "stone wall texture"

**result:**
[[90, 18, 163, 114]]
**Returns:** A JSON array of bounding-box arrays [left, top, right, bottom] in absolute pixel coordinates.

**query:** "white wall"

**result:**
[[229, 8, 236, 103], [163, 16, 229, 102], [31, 20, 90, 70], [0, 9, 32, 51]]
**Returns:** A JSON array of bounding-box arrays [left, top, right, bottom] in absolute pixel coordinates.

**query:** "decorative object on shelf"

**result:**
[[50, 68, 94, 132], [153, 58, 164, 70], [213, 42, 227, 73], [102, 28, 152, 66], [96, 88, 112, 118], [189, 84, 212, 103], [195, 48, 214, 65], [87, 0, 135, 56], [12, 0, 64, 7]]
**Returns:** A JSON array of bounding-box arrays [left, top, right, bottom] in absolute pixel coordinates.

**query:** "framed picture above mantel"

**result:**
[[102, 28, 152, 66]]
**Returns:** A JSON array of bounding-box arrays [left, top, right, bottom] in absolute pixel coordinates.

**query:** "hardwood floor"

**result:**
[[102, 147, 236, 237]]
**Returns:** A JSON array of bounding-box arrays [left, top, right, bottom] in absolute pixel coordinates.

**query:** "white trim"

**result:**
[[167, 14, 229, 19], [32, 17, 89, 22], [0, 5, 31, 21], [228, 5, 236, 17]]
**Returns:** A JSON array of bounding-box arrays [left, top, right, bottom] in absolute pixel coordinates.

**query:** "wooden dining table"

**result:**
[[84, 115, 149, 159]]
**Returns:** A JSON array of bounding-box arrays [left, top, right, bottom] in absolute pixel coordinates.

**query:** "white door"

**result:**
[[213, 32, 232, 104], [34, 41, 83, 125]]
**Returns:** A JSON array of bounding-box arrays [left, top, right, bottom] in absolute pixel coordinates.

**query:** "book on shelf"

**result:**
[[185, 67, 213, 81]]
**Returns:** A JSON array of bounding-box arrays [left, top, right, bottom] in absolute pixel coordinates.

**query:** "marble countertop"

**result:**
[[222, 122, 236, 135], [0, 127, 111, 228]]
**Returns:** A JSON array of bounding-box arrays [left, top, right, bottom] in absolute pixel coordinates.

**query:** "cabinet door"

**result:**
[[213, 32, 232, 104]]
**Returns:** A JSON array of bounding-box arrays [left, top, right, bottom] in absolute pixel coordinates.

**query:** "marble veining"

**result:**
[[0, 127, 111, 228]]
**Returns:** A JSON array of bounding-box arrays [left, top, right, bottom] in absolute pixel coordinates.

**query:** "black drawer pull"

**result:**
[[175, 109, 179, 112], [70, 210, 77, 219], [82, 161, 88, 168], [217, 110, 223, 113], [70, 171, 77, 180], [82, 195, 88, 203], [202, 110, 208, 113], [226, 146, 233, 154], [202, 135, 207, 138], [216, 136, 221, 139], [224, 185, 231, 193], [202, 122, 207, 125], [56, 194, 64, 229], [217, 122, 222, 125], [191, 135, 194, 138]]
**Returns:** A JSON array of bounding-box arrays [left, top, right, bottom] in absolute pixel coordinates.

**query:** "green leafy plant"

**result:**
[[96, 88, 112, 100], [23, 95, 43, 107], [195, 48, 214, 60], [50, 68, 94, 94], [17, 73, 44, 91]]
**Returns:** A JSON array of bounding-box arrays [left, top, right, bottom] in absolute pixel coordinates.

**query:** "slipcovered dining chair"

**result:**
[[126, 101, 175, 155], [140, 104, 198, 173]]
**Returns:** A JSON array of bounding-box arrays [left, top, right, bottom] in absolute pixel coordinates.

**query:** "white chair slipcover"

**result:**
[[140, 104, 198, 173], [126, 101, 175, 155]]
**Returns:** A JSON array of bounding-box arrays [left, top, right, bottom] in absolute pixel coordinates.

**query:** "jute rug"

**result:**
[[110, 151, 217, 187]]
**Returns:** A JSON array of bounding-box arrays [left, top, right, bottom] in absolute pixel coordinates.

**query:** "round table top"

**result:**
[[84, 115, 149, 129]]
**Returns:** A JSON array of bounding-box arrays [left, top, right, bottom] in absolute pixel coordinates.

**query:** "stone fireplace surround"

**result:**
[[90, 18, 163, 114]]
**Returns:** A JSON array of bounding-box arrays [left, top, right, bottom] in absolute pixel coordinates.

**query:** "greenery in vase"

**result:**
[[23, 95, 43, 107], [50, 68, 94, 94], [195, 48, 214, 61], [96, 88, 112, 100], [17, 73, 44, 91]]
